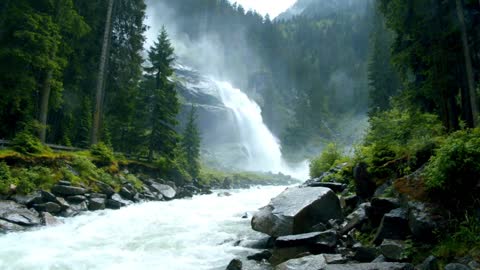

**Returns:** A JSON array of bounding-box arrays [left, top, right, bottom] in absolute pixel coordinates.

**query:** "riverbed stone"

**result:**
[[247, 250, 272, 261], [444, 263, 471, 270], [275, 254, 327, 270], [65, 195, 87, 204], [88, 198, 106, 211], [106, 193, 132, 209], [408, 202, 441, 242], [340, 202, 370, 234], [353, 243, 379, 262], [40, 191, 58, 203], [51, 185, 87, 196], [33, 202, 62, 214], [368, 198, 400, 227], [0, 200, 41, 226], [119, 187, 134, 201], [93, 180, 115, 197], [324, 263, 415, 270], [11, 192, 43, 206], [55, 197, 70, 210], [150, 183, 176, 200], [70, 201, 88, 212], [226, 259, 242, 270], [0, 219, 25, 232], [416, 255, 439, 270], [251, 187, 343, 237], [41, 212, 62, 226]]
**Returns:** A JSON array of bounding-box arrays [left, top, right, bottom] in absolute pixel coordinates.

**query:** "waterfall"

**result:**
[[214, 80, 308, 180]]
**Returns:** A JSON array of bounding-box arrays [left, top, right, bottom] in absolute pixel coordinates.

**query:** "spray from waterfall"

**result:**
[[214, 80, 309, 180]]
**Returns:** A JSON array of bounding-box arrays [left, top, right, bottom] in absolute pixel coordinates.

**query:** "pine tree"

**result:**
[[145, 27, 179, 161], [182, 106, 201, 179]]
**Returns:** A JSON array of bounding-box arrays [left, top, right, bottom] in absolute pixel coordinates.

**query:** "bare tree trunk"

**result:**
[[91, 0, 114, 145], [38, 70, 52, 142], [456, 0, 478, 127]]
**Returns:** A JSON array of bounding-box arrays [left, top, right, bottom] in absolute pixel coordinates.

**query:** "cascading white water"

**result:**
[[214, 80, 309, 180], [0, 187, 286, 270]]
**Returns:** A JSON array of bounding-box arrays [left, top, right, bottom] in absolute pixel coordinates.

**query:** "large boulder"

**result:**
[[11, 192, 43, 206], [0, 219, 25, 232], [40, 212, 62, 226], [275, 230, 337, 249], [51, 185, 87, 196], [408, 202, 443, 242], [88, 198, 106, 211], [0, 200, 41, 226], [325, 263, 414, 270], [106, 193, 132, 209], [251, 187, 343, 237], [380, 239, 406, 261], [150, 183, 176, 200], [225, 259, 242, 270], [92, 180, 115, 197], [32, 202, 62, 214], [373, 208, 410, 244], [275, 254, 327, 270], [368, 198, 400, 227]]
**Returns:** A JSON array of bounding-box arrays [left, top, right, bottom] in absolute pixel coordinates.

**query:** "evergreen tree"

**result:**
[[145, 27, 179, 161], [181, 106, 201, 179]]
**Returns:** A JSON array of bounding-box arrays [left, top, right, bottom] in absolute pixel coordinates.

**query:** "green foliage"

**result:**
[[309, 143, 345, 178], [181, 106, 201, 178], [434, 216, 480, 261], [12, 166, 57, 194], [424, 128, 480, 209], [11, 131, 49, 154], [125, 174, 143, 191], [357, 108, 444, 180], [0, 162, 17, 194], [90, 142, 115, 163]]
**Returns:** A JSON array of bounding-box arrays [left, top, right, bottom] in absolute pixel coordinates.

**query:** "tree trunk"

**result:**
[[91, 0, 114, 145], [38, 70, 53, 143], [456, 0, 478, 127]]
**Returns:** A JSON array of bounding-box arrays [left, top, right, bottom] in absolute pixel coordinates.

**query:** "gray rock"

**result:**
[[373, 208, 410, 244], [41, 212, 62, 226], [312, 230, 338, 253], [51, 185, 87, 196], [247, 250, 272, 261], [88, 198, 106, 211], [368, 198, 400, 227], [150, 183, 176, 200], [90, 193, 107, 199], [93, 180, 115, 197], [380, 239, 406, 261], [40, 191, 58, 203], [343, 195, 359, 211], [119, 187, 134, 201], [32, 202, 62, 214], [226, 258, 242, 270], [444, 263, 471, 270], [55, 197, 70, 210], [416, 255, 439, 270], [324, 263, 414, 270], [0, 200, 41, 226], [353, 243, 379, 262], [341, 203, 370, 234], [251, 187, 343, 237], [275, 254, 327, 270], [0, 219, 25, 232], [106, 193, 132, 209], [275, 230, 336, 248], [408, 202, 441, 242], [70, 201, 88, 212], [11, 192, 43, 206], [307, 182, 347, 193], [65, 195, 87, 204], [57, 180, 71, 186], [372, 255, 388, 263], [270, 246, 310, 266], [323, 254, 347, 264]]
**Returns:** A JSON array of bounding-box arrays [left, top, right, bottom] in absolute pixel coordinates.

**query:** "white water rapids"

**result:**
[[0, 186, 287, 270]]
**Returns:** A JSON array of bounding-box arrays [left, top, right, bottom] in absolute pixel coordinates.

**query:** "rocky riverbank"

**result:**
[[226, 165, 480, 270]]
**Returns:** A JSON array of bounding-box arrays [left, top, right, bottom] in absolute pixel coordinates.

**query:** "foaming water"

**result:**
[[215, 80, 309, 180], [0, 186, 286, 270]]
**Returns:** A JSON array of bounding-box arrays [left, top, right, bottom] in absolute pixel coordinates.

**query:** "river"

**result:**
[[0, 186, 287, 270]]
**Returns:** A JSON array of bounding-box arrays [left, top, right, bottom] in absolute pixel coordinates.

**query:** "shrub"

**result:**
[[90, 142, 115, 163], [424, 128, 480, 209], [12, 166, 57, 194], [11, 131, 49, 154], [309, 143, 345, 178], [434, 216, 480, 261], [0, 162, 17, 194]]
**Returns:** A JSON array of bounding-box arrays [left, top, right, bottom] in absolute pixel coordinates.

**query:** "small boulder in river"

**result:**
[[251, 187, 343, 237], [275, 254, 327, 270], [33, 202, 62, 214], [41, 212, 62, 226], [0, 200, 41, 226], [324, 263, 415, 270], [88, 198, 106, 211], [226, 258, 242, 270], [150, 183, 176, 200]]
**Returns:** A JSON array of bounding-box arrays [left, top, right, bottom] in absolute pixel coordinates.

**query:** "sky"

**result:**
[[227, 0, 298, 18]]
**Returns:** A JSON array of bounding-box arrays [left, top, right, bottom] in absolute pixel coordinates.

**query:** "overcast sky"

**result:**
[[227, 0, 297, 18]]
